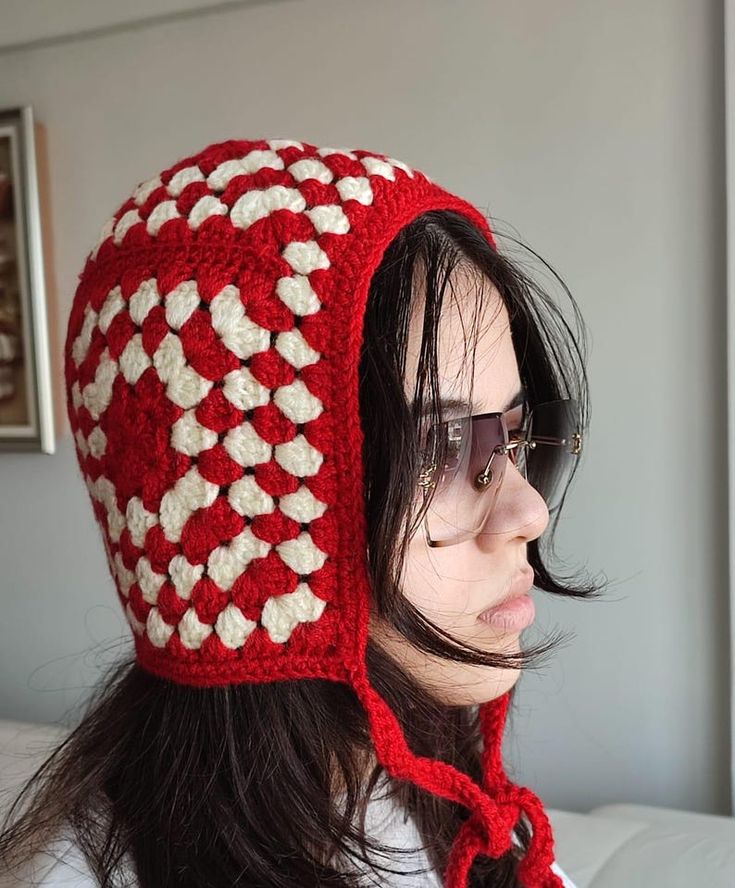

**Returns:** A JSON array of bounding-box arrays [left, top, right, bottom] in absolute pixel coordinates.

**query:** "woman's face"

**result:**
[[371, 267, 549, 706]]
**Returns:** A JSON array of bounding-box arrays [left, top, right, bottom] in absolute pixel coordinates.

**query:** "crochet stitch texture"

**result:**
[[64, 136, 563, 887]]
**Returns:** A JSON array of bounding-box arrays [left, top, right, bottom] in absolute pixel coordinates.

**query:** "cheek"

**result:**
[[402, 529, 510, 632], [404, 535, 499, 625], [402, 572, 481, 632]]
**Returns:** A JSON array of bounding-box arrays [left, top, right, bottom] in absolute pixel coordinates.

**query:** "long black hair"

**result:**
[[0, 210, 608, 887]]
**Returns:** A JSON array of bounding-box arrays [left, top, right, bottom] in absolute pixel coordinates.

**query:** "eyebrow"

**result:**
[[417, 385, 527, 416]]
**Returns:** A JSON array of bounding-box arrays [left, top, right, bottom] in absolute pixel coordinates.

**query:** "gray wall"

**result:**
[[0, 0, 728, 817]]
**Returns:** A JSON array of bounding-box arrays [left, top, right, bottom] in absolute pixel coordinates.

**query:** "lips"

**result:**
[[480, 566, 535, 616]]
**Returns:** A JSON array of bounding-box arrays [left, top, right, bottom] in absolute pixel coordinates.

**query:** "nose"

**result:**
[[477, 456, 549, 542]]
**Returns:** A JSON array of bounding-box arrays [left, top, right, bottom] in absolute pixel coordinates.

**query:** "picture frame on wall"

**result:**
[[0, 104, 54, 454]]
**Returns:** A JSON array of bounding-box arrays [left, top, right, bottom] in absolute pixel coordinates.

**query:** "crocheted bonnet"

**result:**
[[63, 137, 563, 887]]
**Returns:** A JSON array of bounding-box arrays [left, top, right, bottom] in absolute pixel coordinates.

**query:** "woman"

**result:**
[[0, 137, 605, 887]]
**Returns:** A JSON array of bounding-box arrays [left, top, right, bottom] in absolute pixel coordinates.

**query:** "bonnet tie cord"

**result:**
[[350, 671, 564, 887], [444, 787, 564, 887], [477, 695, 564, 887]]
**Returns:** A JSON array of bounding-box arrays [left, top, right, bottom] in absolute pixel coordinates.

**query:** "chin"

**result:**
[[477, 664, 523, 704]]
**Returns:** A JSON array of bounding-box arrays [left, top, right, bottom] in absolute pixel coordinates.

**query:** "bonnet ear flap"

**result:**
[[348, 666, 565, 887]]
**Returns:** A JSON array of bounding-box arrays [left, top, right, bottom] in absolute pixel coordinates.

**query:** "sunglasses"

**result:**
[[416, 398, 583, 547]]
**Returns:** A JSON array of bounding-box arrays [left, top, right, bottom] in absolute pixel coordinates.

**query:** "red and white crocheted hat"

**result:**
[[63, 136, 563, 887]]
